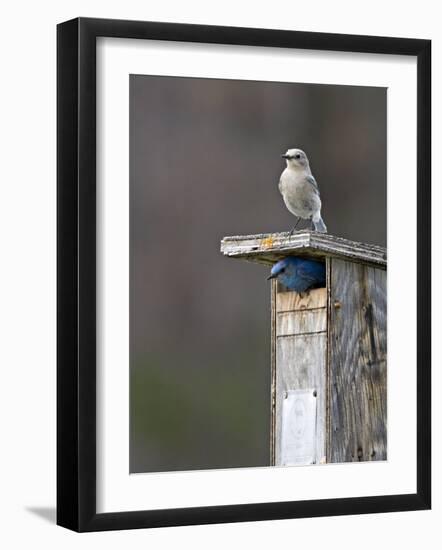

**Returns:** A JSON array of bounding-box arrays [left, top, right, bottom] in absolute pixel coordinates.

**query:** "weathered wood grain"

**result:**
[[273, 287, 327, 466], [328, 258, 387, 463], [221, 231, 386, 269], [276, 286, 327, 311], [277, 309, 327, 337]]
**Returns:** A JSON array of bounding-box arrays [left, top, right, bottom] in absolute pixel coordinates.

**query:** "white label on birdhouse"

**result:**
[[281, 389, 317, 466]]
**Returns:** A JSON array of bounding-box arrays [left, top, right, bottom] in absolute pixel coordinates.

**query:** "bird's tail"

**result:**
[[313, 216, 327, 233]]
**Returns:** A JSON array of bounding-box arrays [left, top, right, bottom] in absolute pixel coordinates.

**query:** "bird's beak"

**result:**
[[267, 273, 277, 280], [281, 154, 289, 159]]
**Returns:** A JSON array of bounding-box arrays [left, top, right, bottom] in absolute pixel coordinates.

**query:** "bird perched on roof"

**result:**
[[279, 148, 327, 233], [267, 256, 326, 293]]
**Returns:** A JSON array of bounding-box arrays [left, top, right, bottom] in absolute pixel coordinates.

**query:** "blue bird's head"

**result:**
[[267, 256, 325, 293], [267, 257, 292, 280]]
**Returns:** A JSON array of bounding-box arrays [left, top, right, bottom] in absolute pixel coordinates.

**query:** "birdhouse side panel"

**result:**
[[328, 258, 387, 463]]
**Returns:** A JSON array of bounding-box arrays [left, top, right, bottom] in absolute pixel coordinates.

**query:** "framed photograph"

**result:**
[[57, 17, 431, 531]]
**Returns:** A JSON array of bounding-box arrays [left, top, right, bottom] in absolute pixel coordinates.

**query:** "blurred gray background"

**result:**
[[130, 75, 386, 473]]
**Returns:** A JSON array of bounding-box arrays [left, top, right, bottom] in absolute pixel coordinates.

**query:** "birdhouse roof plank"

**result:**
[[220, 231, 386, 268]]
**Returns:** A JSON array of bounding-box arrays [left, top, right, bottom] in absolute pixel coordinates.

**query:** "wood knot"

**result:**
[[333, 300, 342, 309]]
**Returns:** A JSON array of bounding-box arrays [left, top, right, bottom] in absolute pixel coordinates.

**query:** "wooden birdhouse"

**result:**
[[220, 231, 387, 466]]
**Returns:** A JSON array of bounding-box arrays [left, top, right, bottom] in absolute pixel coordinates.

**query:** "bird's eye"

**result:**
[[280, 268, 286, 274], [295, 153, 301, 159]]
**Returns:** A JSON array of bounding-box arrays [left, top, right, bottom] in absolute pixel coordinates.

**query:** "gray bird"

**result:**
[[279, 148, 327, 233]]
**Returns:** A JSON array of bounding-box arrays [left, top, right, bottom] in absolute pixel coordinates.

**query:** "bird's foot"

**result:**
[[289, 218, 301, 236]]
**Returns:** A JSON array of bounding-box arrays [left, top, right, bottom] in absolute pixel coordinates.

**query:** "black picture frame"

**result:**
[[57, 17, 431, 532]]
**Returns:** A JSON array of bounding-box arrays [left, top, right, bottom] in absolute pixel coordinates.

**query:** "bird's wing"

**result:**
[[306, 175, 319, 192], [295, 266, 319, 284], [296, 260, 325, 284]]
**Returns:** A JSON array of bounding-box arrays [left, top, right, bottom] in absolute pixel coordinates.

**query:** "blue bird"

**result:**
[[267, 256, 326, 293]]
